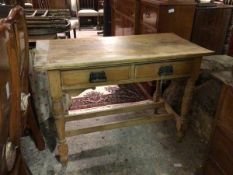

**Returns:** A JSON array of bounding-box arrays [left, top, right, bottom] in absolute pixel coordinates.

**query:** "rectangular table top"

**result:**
[[34, 33, 213, 71]]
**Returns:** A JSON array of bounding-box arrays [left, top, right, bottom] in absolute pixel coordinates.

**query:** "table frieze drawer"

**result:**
[[61, 66, 131, 86], [135, 60, 194, 79]]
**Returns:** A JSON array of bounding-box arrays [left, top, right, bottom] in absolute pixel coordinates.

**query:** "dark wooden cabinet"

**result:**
[[110, 0, 137, 36], [204, 84, 233, 175], [192, 4, 232, 54], [110, 0, 196, 39], [140, 0, 196, 40]]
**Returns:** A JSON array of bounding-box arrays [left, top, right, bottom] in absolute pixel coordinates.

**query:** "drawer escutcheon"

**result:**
[[89, 71, 107, 83]]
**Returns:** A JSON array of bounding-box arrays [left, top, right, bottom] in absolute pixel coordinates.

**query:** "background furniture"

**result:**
[[97, 0, 104, 30], [0, 4, 12, 18], [204, 71, 233, 175], [219, 0, 233, 55], [77, 0, 98, 28], [110, 0, 196, 40], [29, 1, 79, 38], [140, 0, 196, 40], [0, 0, 24, 6], [110, 0, 138, 36], [70, 0, 80, 38], [32, 0, 68, 9], [26, 10, 70, 39], [103, 0, 111, 36], [191, 4, 233, 54], [25, 9, 78, 39]]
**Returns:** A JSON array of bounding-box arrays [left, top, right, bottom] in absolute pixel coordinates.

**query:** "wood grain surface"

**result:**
[[34, 33, 213, 71]]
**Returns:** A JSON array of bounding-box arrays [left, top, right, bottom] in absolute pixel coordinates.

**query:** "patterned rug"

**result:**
[[69, 84, 150, 111]]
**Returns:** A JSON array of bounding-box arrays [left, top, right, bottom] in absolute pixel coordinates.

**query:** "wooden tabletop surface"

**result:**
[[34, 33, 214, 71]]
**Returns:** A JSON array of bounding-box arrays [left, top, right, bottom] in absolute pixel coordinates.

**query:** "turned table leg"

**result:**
[[48, 71, 68, 165], [153, 80, 161, 103], [53, 99, 68, 165], [179, 58, 202, 139], [153, 80, 162, 114]]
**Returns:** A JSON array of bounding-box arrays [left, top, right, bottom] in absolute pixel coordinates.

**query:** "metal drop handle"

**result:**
[[89, 71, 107, 83]]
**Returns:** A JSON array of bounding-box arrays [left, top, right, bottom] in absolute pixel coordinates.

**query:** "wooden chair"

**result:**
[[3, 6, 45, 149], [0, 19, 30, 175], [77, 0, 98, 28]]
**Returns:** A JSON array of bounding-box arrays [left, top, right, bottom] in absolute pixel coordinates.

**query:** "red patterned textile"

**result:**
[[69, 84, 149, 110]]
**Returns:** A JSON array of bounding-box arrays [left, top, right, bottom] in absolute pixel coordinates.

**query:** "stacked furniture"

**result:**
[[25, 9, 77, 39]]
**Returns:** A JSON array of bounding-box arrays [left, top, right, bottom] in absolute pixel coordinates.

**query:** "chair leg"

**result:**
[[65, 31, 71, 38], [97, 15, 100, 30], [97, 31, 103, 35], [73, 29, 76, 38]]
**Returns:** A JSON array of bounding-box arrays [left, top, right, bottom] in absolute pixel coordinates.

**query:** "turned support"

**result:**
[[179, 58, 202, 139], [153, 80, 162, 114], [48, 71, 68, 165]]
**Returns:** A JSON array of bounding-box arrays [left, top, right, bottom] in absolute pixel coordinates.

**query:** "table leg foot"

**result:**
[[176, 131, 184, 142], [175, 117, 187, 142], [58, 143, 68, 166]]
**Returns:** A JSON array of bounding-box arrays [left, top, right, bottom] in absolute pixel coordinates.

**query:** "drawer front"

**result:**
[[135, 60, 194, 80], [61, 66, 131, 86]]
